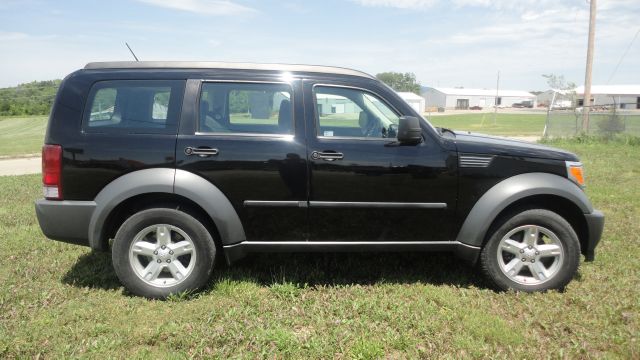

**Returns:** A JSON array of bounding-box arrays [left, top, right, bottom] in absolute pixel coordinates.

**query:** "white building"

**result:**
[[316, 93, 360, 115], [397, 92, 426, 113], [422, 87, 536, 110], [575, 85, 640, 109]]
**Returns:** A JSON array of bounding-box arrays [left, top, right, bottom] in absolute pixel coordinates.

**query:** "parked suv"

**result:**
[[36, 62, 604, 298]]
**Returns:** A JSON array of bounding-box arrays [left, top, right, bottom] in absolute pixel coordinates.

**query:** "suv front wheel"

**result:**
[[480, 209, 581, 292], [112, 208, 216, 299]]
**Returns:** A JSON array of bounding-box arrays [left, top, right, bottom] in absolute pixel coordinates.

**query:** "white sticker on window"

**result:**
[[324, 130, 334, 137]]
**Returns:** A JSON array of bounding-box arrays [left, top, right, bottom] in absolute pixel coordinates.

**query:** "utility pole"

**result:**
[[582, 0, 597, 132], [493, 71, 500, 125]]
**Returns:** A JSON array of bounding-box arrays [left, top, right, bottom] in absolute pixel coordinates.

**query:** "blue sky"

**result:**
[[0, 0, 638, 90]]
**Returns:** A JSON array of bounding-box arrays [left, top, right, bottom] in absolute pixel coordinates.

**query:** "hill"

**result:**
[[0, 80, 61, 116]]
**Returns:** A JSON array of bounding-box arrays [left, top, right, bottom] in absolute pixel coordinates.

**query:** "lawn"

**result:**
[[428, 113, 546, 137], [0, 141, 638, 358], [0, 116, 47, 157]]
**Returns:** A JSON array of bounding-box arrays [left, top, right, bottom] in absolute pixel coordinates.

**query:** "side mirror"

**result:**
[[397, 116, 422, 144]]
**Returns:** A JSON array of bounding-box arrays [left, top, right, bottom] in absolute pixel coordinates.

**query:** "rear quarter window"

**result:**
[[83, 80, 185, 134]]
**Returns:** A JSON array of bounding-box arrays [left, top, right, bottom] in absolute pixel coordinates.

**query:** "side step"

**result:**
[[223, 241, 480, 265]]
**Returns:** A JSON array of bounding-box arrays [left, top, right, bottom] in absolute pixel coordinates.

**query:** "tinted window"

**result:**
[[85, 80, 184, 134], [199, 83, 293, 135], [314, 86, 399, 138]]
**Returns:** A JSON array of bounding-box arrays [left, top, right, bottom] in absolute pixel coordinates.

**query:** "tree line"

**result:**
[[0, 80, 61, 116]]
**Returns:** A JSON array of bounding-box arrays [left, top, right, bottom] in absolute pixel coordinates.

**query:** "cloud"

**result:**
[[351, 0, 437, 10], [136, 0, 256, 16], [0, 31, 29, 41], [353, 0, 563, 12]]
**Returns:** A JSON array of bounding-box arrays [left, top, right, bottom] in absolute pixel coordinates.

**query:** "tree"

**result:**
[[375, 72, 421, 94], [542, 74, 575, 91], [0, 79, 61, 116]]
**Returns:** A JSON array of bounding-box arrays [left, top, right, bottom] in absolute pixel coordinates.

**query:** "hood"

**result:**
[[453, 131, 579, 161]]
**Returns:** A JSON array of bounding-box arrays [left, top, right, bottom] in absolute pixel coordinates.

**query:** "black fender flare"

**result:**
[[455, 172, 593, 248], [88, 168, 245, 250]]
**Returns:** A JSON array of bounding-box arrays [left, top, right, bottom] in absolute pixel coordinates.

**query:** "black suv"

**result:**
[[35, 62, 604, 298]]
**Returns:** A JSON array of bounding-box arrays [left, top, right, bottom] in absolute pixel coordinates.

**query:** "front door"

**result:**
[[176, 78, 308, 242], [304, 81, 458, 242]]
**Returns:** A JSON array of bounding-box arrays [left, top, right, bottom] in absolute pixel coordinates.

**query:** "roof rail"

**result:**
[[84, 61, 375, 79]]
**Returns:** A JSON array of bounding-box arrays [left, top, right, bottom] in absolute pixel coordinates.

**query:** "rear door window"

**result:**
[[84, 80, 185, 134], [198, 82, 293, 135]]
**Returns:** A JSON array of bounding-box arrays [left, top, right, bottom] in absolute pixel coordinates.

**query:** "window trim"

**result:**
[[195, 80, 295, 137], [311, 83, 402, 141], [81, 79, 184, 135]]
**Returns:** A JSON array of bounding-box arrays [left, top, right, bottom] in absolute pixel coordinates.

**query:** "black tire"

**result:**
[[112, 208, 216, 299], [480, 209, 581, 292]]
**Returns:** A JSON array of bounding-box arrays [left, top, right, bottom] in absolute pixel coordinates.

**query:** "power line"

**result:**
[[607, 27, 640, 84]]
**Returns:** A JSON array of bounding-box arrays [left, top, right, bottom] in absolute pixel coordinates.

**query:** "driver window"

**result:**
[[314, 86, 399, 138]]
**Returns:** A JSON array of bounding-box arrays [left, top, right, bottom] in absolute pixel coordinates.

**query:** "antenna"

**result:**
[[125, 42, 139, 61]]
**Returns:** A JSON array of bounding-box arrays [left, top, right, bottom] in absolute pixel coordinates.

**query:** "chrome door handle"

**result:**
[[311, 151, 344, 161], [184, 147, 219, 157]]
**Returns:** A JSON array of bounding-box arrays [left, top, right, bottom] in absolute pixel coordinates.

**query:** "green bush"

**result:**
[[0, 80, 60, 116]]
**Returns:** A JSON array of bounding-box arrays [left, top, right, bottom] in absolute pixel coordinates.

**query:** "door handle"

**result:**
[[311, 151, 344, 161], [184, 147, 219, 157]]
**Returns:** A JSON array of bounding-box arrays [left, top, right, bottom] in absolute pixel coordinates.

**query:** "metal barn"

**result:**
[[422, 87, 536, 110]]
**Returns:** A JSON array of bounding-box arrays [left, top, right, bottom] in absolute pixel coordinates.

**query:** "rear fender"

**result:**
[[88, 168, 245, 250]]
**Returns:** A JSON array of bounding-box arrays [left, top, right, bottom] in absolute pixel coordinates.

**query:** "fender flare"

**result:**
[[455, 172, 593, 248], [88, 168, 245, 250], [173, 169, 245, 246]]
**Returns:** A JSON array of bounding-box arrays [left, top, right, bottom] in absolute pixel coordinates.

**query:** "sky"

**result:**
[[0, 0, 639, 91]]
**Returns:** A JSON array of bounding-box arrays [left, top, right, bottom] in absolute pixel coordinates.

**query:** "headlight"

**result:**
[[566, 161, 585, 188]]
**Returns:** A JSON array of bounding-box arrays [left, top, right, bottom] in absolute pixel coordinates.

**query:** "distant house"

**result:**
[[422, 87, 536, 110], [574, 85, 640, 109], [397, 92, 426, 113]]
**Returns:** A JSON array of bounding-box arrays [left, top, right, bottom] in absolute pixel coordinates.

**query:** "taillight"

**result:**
[[42, 144, 62, 200]]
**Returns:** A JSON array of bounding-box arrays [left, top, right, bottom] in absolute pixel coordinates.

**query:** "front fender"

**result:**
[[455, 172, 593, 247]]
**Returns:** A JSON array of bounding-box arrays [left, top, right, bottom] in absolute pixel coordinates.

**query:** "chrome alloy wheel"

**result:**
[[128, 224, 197, 287], [497, 225, 564, 285]]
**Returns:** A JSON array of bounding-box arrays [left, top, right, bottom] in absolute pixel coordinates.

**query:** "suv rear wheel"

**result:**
[[112, 208, 216, 299], [480, 209, 581, 292]]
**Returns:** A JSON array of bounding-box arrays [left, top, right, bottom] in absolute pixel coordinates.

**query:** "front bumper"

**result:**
[[35, 199, 96, 247], [583, 209, 604, 261]]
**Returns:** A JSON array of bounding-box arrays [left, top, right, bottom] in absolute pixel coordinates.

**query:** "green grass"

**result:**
[[428, 113, 546, 136], [0, 141, 638, 358], [0, 115, 47, 157]]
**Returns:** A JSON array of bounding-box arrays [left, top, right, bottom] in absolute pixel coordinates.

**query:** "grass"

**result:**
[[428, 113, 546, 136], [0, 141, 638, 358], [0, 115, 47, 157]]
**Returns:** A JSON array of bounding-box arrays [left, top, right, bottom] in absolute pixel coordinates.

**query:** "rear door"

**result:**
[[176, 76, 308, 242]]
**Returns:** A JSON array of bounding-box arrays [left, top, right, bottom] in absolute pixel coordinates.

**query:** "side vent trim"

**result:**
[[459, 154, 494, 168]]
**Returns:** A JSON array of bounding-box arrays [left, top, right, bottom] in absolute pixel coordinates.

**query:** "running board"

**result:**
[[222, 241, 480, 265]]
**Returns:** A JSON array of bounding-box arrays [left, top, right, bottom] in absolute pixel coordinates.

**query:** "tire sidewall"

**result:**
[[481, 209, 581, 292], [112, 208, 216, 299]]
